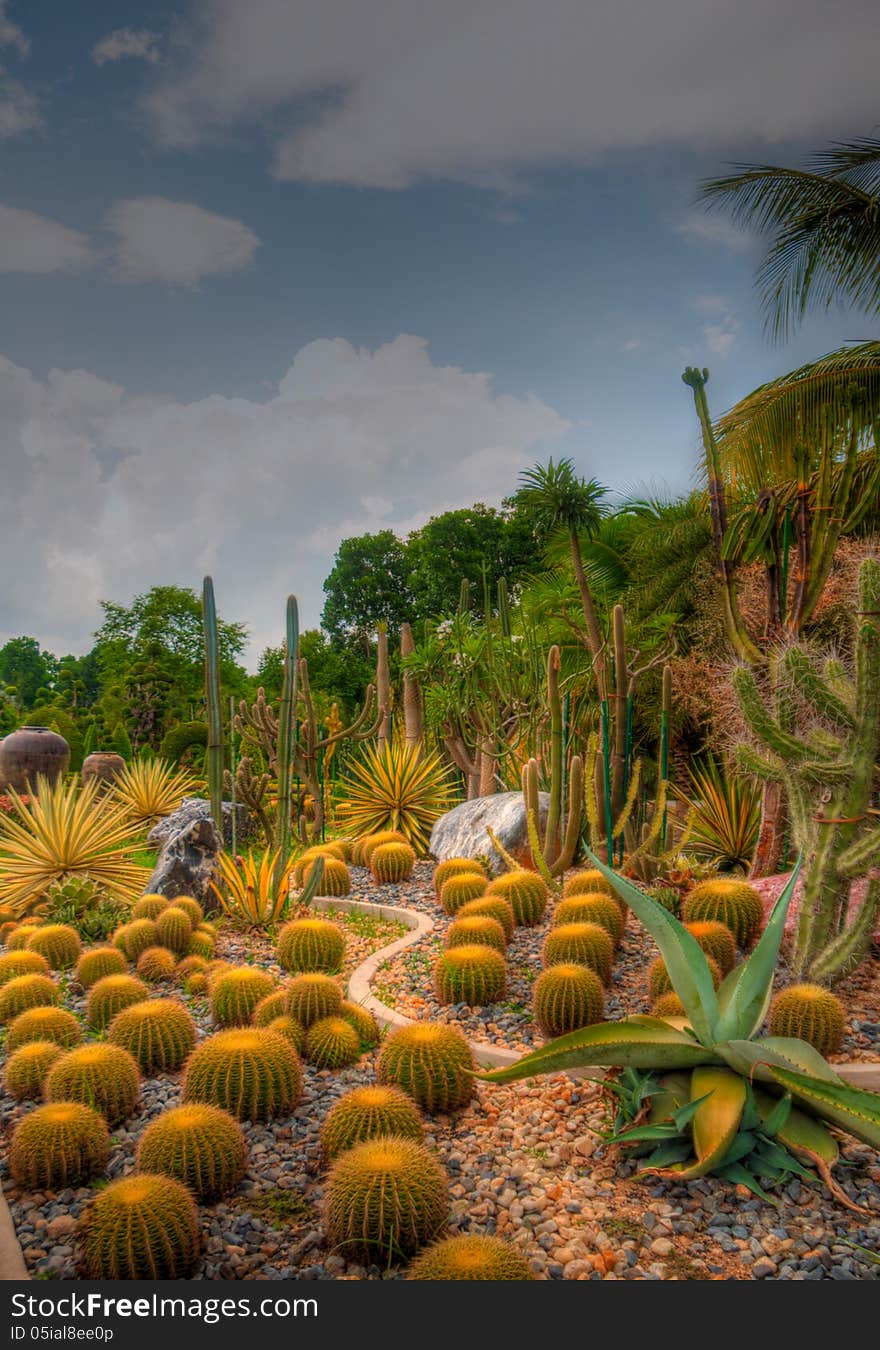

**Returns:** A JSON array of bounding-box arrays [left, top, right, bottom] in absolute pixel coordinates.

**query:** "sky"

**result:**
[[1, 0, 877, 667]]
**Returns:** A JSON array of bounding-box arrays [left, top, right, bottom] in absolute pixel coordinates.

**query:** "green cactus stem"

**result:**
[[201, 575, 224, 834]]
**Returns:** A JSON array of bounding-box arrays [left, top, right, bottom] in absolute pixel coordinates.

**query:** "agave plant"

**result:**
[[673, 758, 761, 872], [109, 757, 202, 829], [209, 850, 324, 927], [480, 848, 880, 1207], [0, 776, 150, 915], [335, 741, 456, 854]]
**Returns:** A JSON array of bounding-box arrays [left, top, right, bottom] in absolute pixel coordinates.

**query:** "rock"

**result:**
[[46, 1216, 77, 1240], [429, 791, 552, 874], [148, 797, 253, 850], [144, 813, 224, 905]]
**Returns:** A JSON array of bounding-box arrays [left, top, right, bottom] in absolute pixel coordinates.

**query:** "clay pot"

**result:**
[[82, 751, 126, 791], [0, 725, 70, 791]]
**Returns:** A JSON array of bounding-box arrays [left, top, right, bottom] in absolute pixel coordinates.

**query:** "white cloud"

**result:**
[[0, 2, 28, 58], [622, 338, 641, 352], [92, 28, 161, 67], [0, 204, 93, 273], [0, 75, 39, 136], [677, 214, 754, 253], [704, 317, 738, 358], [0, 336, 568, 662], [102, 197, 260, 285]]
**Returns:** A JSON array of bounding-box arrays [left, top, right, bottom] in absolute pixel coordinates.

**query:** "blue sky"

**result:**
[[1, 1, 876, 664]]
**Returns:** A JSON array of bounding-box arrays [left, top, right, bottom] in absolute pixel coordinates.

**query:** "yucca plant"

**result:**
[[673, 758, 761, 872], [109, 758, 201, 829], [209, 848, 296, 927], [480, 848, 880, 1208], [335, 742, 455, 855], [0, 777, 150, 916]]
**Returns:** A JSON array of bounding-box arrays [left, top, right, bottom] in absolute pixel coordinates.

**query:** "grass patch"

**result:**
[[244, 1190, 313, 1229]]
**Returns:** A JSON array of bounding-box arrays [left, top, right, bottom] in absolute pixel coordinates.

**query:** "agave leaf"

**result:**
[[665, 1067, 747, 1180], [754, 1090, 838, 1165], [719, 1130, 758, 1167], [715, 1162, 776, 1203], [582, 847, 719, 1045], [647, 1072, 693, 1125], [719, 1036, 843, 1084], [642, 1139, 694, 1168], [476, 1017, 721, 1085], [713, 856, 802, 1043], [753, 1137, 817, 1179], [673, 1091, 713, 1131], [764, 1066, 880, 1149], [606, 1122, 683, 1146], [756, 1090, 793, 1139]]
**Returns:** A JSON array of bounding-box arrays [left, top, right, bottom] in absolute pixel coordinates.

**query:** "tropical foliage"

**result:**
[[335, 742, 456, 853]]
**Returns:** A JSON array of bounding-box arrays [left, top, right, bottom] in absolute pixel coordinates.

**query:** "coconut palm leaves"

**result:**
[[335, 742, 455, 854], [110, 757, 202, 828]]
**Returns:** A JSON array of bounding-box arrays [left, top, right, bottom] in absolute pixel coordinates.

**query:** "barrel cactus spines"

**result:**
[[292, 848, 330, 887], [647, 884, 682, 917], [137, 946, 177, 983], [113, 918, 159, 962], [768, 984, 846, 1057], [0, 920, 19, 944], [86, 974, 150, 1031], [73, 946, 127, 989], [45, 1043, 141, 1126], [320, 1084, 424, 1159], [7, 1006, 82, 1052], [25, 924, 82, 970], [183, 1028, 303, 1122], [323, 1137, 448, 1262], [361, 831, 410, 867], [10, 1101, 110, 1189], [175, 955, 209, 982], [265, 1015, 305, 1051], [304, 1015, 362, 1069], [4, 1040, 64, 1100], [541, 922, 615, 983], [131, 894, 170, 921], [0, 949, 50, 983], [277, 918, 345, 973], [136, 1103, 248, 1202], [205, 959, 233, 988], [339, 998, 379, 1049], [439, 873, 487, 916], [486, 871, 549, 927], [210, 967, 275, 1027], [434, 945, 507, 1006], [188, 927, 216, 959], [563, 869, 614, 899], [647, 952, 721, 1002], [185, 972, 208, 996], [170, 896, 203, 928], [651, 991, 687, 1019], [107, 999, 197, 1073], [79, 1173, 200, 1279], [456, 895, 515, 942], [286, 973, 343, 1027], [252, 988, 290, 1026], [371, 841, 417, 884], [532, 963, 605, 1038], [684, 920, 737, 975], [433, 857, 487, 898], [553, 894, 623, 947], [302, 856, 351, 897], [349, 837, 368, 866], [0, 973, 59, 1022], [445, 915, 507, 953], [377, 1022, 476, 1113], [156, 906, 194, 955], [682, 878, 764, 948], [6, 918, 45, 950], [408, 1234, 534, 1281]]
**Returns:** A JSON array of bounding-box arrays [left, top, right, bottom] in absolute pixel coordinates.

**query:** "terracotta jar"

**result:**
[[0, 725, 70, 791], [82, 751, 126, 791]]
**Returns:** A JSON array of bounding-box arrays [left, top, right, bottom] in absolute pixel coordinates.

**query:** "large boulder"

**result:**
[[143, 814, 224, 906], [147, 797, 252, 850], [428, 791, 551, 875]]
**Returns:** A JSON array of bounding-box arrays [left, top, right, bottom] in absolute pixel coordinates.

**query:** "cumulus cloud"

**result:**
[[103, 197, 260, 285], [0, 204, 93, 273], [0, 1, 28, 58], [92, 27, 161, 66], [676, 214, 755, 253], [0, 336, 568, 660], [0, 2, 39, 138]]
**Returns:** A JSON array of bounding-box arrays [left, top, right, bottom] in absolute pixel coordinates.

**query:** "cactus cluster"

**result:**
[[647, 952, 722, 1002], [434, 945, 507, 1006], [371, 841, 417, 884], [433, 857, 487, 897], [302, 856, 352, 897], [137, 946, 177, 982], [175, 955, 209, 982], [170, 896, 204, 927], [445, 915, 507, 952], [304, 1015, 361, 1069], [10, 1101, 109, 1189], [277, 918, 345, 973], [210, 967, 275, 1027], [183, 1028, 302, 1121], [339, 999, 379, 1048], [136, 1103, 247, 1201], [156, 906, 194, 955], [7, 1006, 81, 1052], [25, 924, 82, 970], [541, 922, 614, 983], [684, 920, 737, 975], [286, 974, 344, 1026], [361, 831, 410, 866], [188, 926, 217, 959], [264, 1015, 305, 1050], [456, 895, 515, 941], [439, 873, 487, 916], [74, 946, 127, 989], [0, 973, 59, 1022], [323, 1137, 448, 1262], [45, 1043, 141, 1126], [113, 919, 159, 962], [487, 871, 548, 927], [107, 999, 196, 1073], [682, 878, 764, 948], [377, 1022, 475, 1113], [553, 894, 623, 947], [320, 1085, 424, 1159], [0, 949, 51, 983], [768, 984, 845, 1057], [86, 974, 149, 1031], [131, 894, 170, 921], [408, 1234, 533, 1281], [78, 1174, 201, 1279], [532, 963, 604, 1037], [6, 918, 45, 950], [3, 1040, 64, 1100]]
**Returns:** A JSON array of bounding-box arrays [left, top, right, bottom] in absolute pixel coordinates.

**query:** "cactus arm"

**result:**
[[785, 648, 855, 730], [376, 625, 391, 748], [803, 416, 860, 623], [611, 758, 641, 842], [526, 810, 556, 889], [610, 605, 629, 826], [201, 576, 224, 834], [400, 623, 424, 750], [550, 754, 584, 877], [733, 746, 784, 782], [315, 685, 380, 748], [837, 824, 880, 877], [293, 854, 325, 910], [807, 878, 880, 984], [522, 759, 541, 841], [485, 825, 522, 873], [542, 646, 564, 865], [732, 666, 808, 761], [274, 596, 298, 888], [583, 732, 601, 849]]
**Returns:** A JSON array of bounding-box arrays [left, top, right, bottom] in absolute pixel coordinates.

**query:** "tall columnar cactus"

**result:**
[[732, 557, 880, 984], [274, 595, 298, 889], [202, 576, 224, 835], [513, 646, 584, 880], [376, 622, 391, 749], [400, 622, 424, 750]]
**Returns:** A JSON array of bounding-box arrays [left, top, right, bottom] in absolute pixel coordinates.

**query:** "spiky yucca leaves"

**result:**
[[0, 950, 49, 983], [136, 1103, 247, 1201], [304, 1015, 361, 1068], [7, 1007, 81, 1052], [445, 915, 507, 952], [286, 974, 343, 1027], [210, 967, 275, 1027], [408, 1234, 534, 1281], [456, 895, 515, 941], [131, 894, 170, 921], [563, 870, 614, 899], [277, 918, 345, 973], [371, 841, 417, 884], [79, 1174, 200, 1279], [107, 1000, 196, 1073], [265, 1015, 305, 1050], [339, 999, 379, 1049], [302, 856, 351, 897], [769, 985, 845, 1057], [433, 857, 487, 897], [648, 953, 722, 1002], [156, 906, 194, 955], [137, 946, 177, 982], [682, 879, 764, 948], [320, 1085, 424, 1159], [113, 918, 159, 962], [377, 1022, 475, 1113], [652, 992, 687, 1018], [487, 871, 549, 927], [674, 758, 761, 872], [685, 921, 737, 975], [45, 1043, 141, 1126], [209, 848, 296, 927], [0, 973, 58, 1022], [109, 758, 200, 829], [4, 1040, 63, 1100], [183, 1028, 302, 1122], [439, 873, 487, 916], [323, 1137, 448, 1262], [553, 894, 623, 948], [434, 946, 507, 1006], [532, 964, 604, 1037], [86, 974, 149, 1031], [10, 1101, 109, 1189], [25, 924, 81, 970], [73, 946, 127, 989], [189, 927, 216, 959], [541, 923, 614, 983], [336, 743, 456, 854]]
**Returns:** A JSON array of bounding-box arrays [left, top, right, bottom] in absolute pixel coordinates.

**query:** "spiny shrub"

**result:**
[[433, 857, 487, 897], [277, 918, 345, 973], [439, 873, 487, 916], [552, 894, 623, 947], [156, 906, 194, 955], [445, 915, 507, 952], [86, 974, 149, 1031], [183, 1028, 302, 1122], [265, 1015, 305, 1051], [684, 920, 737, 975], [4, 1040, 64, 1101], [211, 967, 275, 1027], [253, 988, 290, 1026], [304, 1015, 362, 1069], [434, 945, 507, 1006], [45, 1043, 140, 1126], [408, 1234, 533, 1281], [107, 999, 196, 1073], [486, 871, 548, 927], [10, 1101, 109, 1189], [361, 831, 410, 866], [456, 895, 515, 941], [170, 896, 203, 927], [323, 1137, 448, 1262], [137, 946, 177, 982], [541, 923, 614, 982], [532, 963, 604, 1037], [563, 869, 614, 899], [371, 841, 417, 884], [652, 992, 687, 1019], [320, 1084, 423, 1159], [113, 919, 159, 962], [188, 927, 216, 959], [682, 878, 764, 948], [78, 1174, 200, 1279], [136, 1103, 247, 1201], [339, 999, 379, 1048], [0, 973, 59, 1022], [286, 973, 343, 1027], [175, 955, 208, 981], [131, 894, 170, 921], [73, 946, 127, 989], [25, 924, 82, 970], [648, 953, 721, 1002], [769, 984, 845, 1057], [0, 950, 50, 983], [377, 1022, 475, 1113], [7, 1006, 81, 1052], [302, 856, 351, 897]]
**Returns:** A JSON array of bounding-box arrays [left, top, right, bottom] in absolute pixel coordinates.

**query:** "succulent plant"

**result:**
[[682, 878, 764, 949], [136, 1103, 247, 1201], [86, 973, 149, 1031], [301, 856, 351, 897], [433, 857, 487, 898], [7, 1006, 82, 1052], [73, 946, 127, 989], [360, 830, 411, 866], [4, 1040, 64, 1100], [137, 946, 177, 983], [155, 906, 194, 955], [45, 1043, 141, 1125], [113, 918, 159, 962], [444, 916, 507, 953], [292, 847, 335, 886], [252, 988, 290, 1025], [377, 1022, 475, 1113], [339, 998, 379, 1048], [304, 1015, 362, 1068], [264, 1015, 305, 1051], [486, 871, 549, 927], [371, 841, 417, 884], [183, 1028, 303, 1122], [10, 1101, 109, 1189], [552, 894, 623, 947], [408, 1234, 534, 1281], [188, 927, 216, 959], [320, 1085, 424, 1159], [563, 869, 614, 899], [648, 952, 721, 1002], [439, 873, 488, 916], [651, 992, 687, 1018], [323, 1136, 448, 1262], [169, 895, 204, 927], [285, 973, 344, 1026], [684, 921, 737, 975], [184, 972, 208, 995], [277, 918, 345, 973], [175, 955, 209, 981], [532, 963, 604, 1037], [78, 1174, 200, 1279], [0, 950, 50, 984], [541, 923, 614, 983], [0, 973, 59, 1022], [646, 885, 682, 917], [131, 894, 170, 921], [769, 984, 845, 1057], [211, 967, 275, 1027], [434, 945, 507, 1006], [25, 924, 82, 970], [107, 999, 197, 1073], [456, 895, 515, 941]]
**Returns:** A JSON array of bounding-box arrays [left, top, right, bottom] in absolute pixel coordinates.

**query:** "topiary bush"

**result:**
[[486, 871, 549, 927], [211, 967, 275, 1027], [7, 1006, 81, 1052], [73, 946, 127, 989], [304, 1015, 362, 1069], [371, 841, 417, 884], [155, 906, 194, 955], [25, 924, 82, 970], [183, 1028, 302, 1122], [10, 1101, 109, 1189], [456, 895, 515, 941], [768, 984, 845, 1057], [444, 915, 507, 952], [647, 952, 721, 1002], [434, 945, 507, 1006], [137, 946, 177, 983], [264, 1015, 305, 1051], [553, 894, 623, 947], [45, 1043, 141, 1126], [532, 963, 604, 1037], [78, 1174, 200, 1279], [170, 896, 203, 927], [0, 973, 58, 1022], [107, 1000, 196, 1073], [277, 918, 345, 973], [86, 973, 149, 1031], [285, 973, 343, 1026], [136, 1103, 247, 1201], [377, 1022, 475, 1113], [541, 922, 614, 982], [684, 920, 737, 975], [323, 1137, 448, 1262], [4, 1040, 63, 1101], [131, 894, 170, 921], [408, 1234, 534, 1281], [339, 998, 379, 1049], [439, 873, 487, 916], [320, 1085, 424, 1159], [433, 857, 487, 897], [0, 950, 50, 984], [682, 878, 764, 948], [113, 919, 159, 962]]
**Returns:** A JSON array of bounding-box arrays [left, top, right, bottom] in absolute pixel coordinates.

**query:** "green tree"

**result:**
[[256, 630, 372, 714], [0, 637, 56, 709], [406, 503, 539, 619], [321, 531, 412, 643]]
